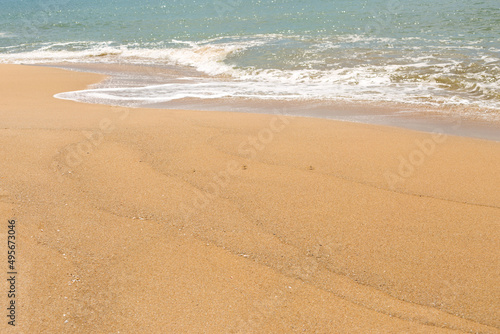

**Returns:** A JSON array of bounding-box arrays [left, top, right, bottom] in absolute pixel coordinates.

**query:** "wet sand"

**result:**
[[50, 62, 500, 141], [0, 64, 499, 333]]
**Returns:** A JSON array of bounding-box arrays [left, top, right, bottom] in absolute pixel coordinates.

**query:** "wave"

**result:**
[[2, 35, 499, 114], [54, 71, 500, 118]]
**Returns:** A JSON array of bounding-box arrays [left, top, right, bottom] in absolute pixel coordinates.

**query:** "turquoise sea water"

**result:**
[[1, 0, 499, 118]]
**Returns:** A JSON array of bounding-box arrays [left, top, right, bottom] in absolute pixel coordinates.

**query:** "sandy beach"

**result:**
[[0, 64, 499, 333]]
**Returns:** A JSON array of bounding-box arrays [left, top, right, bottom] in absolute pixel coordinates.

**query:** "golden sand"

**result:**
[[0, 64, 499, 333]]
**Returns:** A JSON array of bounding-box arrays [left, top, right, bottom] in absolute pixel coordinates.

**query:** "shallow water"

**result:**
[[1, 0, 499, 123]]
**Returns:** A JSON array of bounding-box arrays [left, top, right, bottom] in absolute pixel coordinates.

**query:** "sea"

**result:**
[[1, 0, 499, 136]]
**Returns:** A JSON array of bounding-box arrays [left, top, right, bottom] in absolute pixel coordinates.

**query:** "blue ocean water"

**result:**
[[1, 0, 499, 117]]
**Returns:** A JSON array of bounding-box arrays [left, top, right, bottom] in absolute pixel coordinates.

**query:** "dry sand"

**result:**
[[0, 64, 499, 333]]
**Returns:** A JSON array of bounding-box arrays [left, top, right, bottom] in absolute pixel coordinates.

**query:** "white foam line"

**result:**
[[2, 34, 498, 114]]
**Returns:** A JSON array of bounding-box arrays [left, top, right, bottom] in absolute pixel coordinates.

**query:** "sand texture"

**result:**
[[0, 64, 499, 333]]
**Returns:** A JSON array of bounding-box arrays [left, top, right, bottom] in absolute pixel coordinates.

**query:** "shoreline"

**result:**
[[0, 64, 499, 333], [45, 62, 500, 142]]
